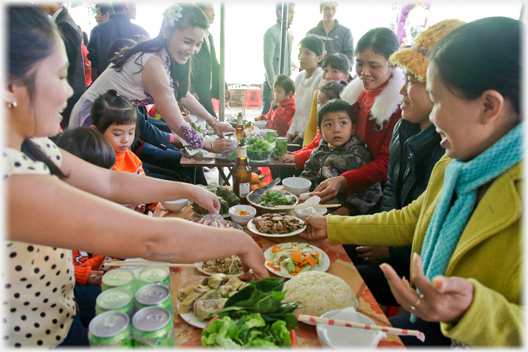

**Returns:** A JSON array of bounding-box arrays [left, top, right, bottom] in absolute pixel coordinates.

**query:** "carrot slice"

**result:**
[[305, 256, 317, 266], [272, 245, 283, 253], [291, 250, 303, 263], [295, 265, 301, 273], [290, 272, 297, 276], [291, 243, 297, 246], [266, 262, 276, 269], [277, 258, 282, 265]]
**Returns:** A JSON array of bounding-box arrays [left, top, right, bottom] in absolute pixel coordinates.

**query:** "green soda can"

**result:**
[[135, 284, 173, 313], [137, 265, 171, 288], [275, 137, 287, 158], [96, 287, 135, 317], [88, 310, 133, 348], [101, 268, 137, 293], [132, 306, 174, 347], [266, 130, 277, 143]]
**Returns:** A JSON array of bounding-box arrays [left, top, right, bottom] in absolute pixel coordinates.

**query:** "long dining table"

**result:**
[[154, 203, 405, 348]]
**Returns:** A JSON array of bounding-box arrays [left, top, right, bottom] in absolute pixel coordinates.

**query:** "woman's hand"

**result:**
[[286, 133, 294, 143], [380, 253, 475, 323], [204, 138, 234, 153], [356, 246, 391, 263], [280, 153, 296, 163], [211, 121, 235, 138], [87, 270, 104, 285], [299, 214, 328, 240], [237, 233, 270, 281], [310, 176, 348, 203], [186, 185, 221, 215]]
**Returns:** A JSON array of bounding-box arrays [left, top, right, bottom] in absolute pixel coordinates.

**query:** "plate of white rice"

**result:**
[[283, 271, 357, 324]]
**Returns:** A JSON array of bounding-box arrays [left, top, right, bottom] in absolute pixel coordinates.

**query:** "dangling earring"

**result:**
[[7, 101, 17, 109]]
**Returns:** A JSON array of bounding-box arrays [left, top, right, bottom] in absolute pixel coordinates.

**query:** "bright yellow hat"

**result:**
[[389, 19, 466, 82]]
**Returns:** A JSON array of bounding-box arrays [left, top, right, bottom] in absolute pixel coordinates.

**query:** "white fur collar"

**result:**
[[341, 67, 404, 127]]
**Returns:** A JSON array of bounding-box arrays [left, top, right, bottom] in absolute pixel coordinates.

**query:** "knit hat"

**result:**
[[389, 19, 466, 82]]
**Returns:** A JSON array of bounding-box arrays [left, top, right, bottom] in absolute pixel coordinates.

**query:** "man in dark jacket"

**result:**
[[190, 3, 230, 118], [306, 2, 353, 64], [94, 2, 114, 24], [87, 2, 149, 82], [37, 3, 86, 129]]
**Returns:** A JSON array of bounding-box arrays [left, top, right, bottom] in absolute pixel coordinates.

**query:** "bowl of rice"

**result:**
[[283, 271, 357, 319]]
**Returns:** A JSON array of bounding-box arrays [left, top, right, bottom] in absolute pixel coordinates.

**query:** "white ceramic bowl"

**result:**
[[316, 308, 386, 348], [253, 120, 268, 129], [161, 199, 189, 212], [259, 128, 277, 139], [228, 205, 257, 225], [294, 195, 326, 220], [282, 177, 311, 196]]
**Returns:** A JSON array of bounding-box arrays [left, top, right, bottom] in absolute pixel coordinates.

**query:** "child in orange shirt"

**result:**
[[90, 89, 147, 213], [255, 74, 296, 137]]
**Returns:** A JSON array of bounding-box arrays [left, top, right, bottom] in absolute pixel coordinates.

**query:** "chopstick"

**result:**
[[103, 261, 201, 268], [295, 314, 425, 342], [274, 204, 341, 210]]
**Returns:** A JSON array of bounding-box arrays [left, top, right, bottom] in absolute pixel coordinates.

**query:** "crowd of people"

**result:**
[[3, 1, 523, 348]]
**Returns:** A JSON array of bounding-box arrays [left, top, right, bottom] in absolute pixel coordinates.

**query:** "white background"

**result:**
[[69, 0, 523, 85]]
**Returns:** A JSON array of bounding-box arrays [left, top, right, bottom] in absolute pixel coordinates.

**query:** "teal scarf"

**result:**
[[412, 123, 524, 322]]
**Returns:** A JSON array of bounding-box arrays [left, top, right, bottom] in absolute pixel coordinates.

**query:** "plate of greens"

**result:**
[[201, 277, 299, 348], [246, 189, 298, 212], [246, 136, 273, 163]]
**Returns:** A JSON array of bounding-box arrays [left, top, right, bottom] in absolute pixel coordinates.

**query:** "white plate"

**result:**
[[177, 300, 209, 329], [264, 242, 330, 279], [247, 217, 306, 237], [316, 308, 385, 348], [194, 262, 243, 277]]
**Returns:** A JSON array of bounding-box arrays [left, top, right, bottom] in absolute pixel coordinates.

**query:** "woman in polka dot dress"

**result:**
[[3, 5, 268, 348]]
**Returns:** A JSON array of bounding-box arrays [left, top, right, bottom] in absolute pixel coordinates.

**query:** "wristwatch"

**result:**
[[209, 119, 217, 126]]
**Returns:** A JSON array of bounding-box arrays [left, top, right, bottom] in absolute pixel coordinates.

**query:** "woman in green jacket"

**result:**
[[301, 17, 523, 347]]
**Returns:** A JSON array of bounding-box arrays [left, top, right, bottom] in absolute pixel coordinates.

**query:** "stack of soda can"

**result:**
[[88, 265, 175, 348]]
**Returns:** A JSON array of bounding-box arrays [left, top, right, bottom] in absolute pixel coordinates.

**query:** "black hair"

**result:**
[[96, 2, 114, 16], [8, 5, 67, 179], [276, 2, 295, 17], [90, 89, 138, 135], [321, 53, 350, 74], [317, 99, 356, 128], [111, 2, 126, 14], [56, 127, 116, 169], [354, 27, 399, 62], [430, 17, 521, 117], [111, 3, 209, 101], [320, 2, 338, 12], [319, 80, 348, 101], [273, 74, 295, 95], [108, 38, 136, 62], [299, 36, 325, 66]]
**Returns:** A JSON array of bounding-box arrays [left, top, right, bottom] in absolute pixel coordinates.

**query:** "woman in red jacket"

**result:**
[[309, 27, 404, 214]]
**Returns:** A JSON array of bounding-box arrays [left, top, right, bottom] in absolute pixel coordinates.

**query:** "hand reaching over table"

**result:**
[[356, 246, 391, 263], [380, 253, 474, 323], [309, 176, 348, 203], [186, 185, 221, 215], [300, 214, 328, 240], [211, 120, 235, 138]]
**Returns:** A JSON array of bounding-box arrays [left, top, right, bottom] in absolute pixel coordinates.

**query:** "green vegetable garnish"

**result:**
[[259, 191, 293, 207], [201, 278, 300, 349]]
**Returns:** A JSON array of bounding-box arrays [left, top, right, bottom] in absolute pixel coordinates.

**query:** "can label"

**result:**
[[96, 287, 135, 317], [88, 311, 133, 348], [239, 182, 250, 198], [275, 137, 287, 158], [132, 307, 174, 348], [137, 266, 171, 288]]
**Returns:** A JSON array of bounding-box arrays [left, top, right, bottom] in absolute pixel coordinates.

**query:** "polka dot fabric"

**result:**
[[3, 138, 75, 347]]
